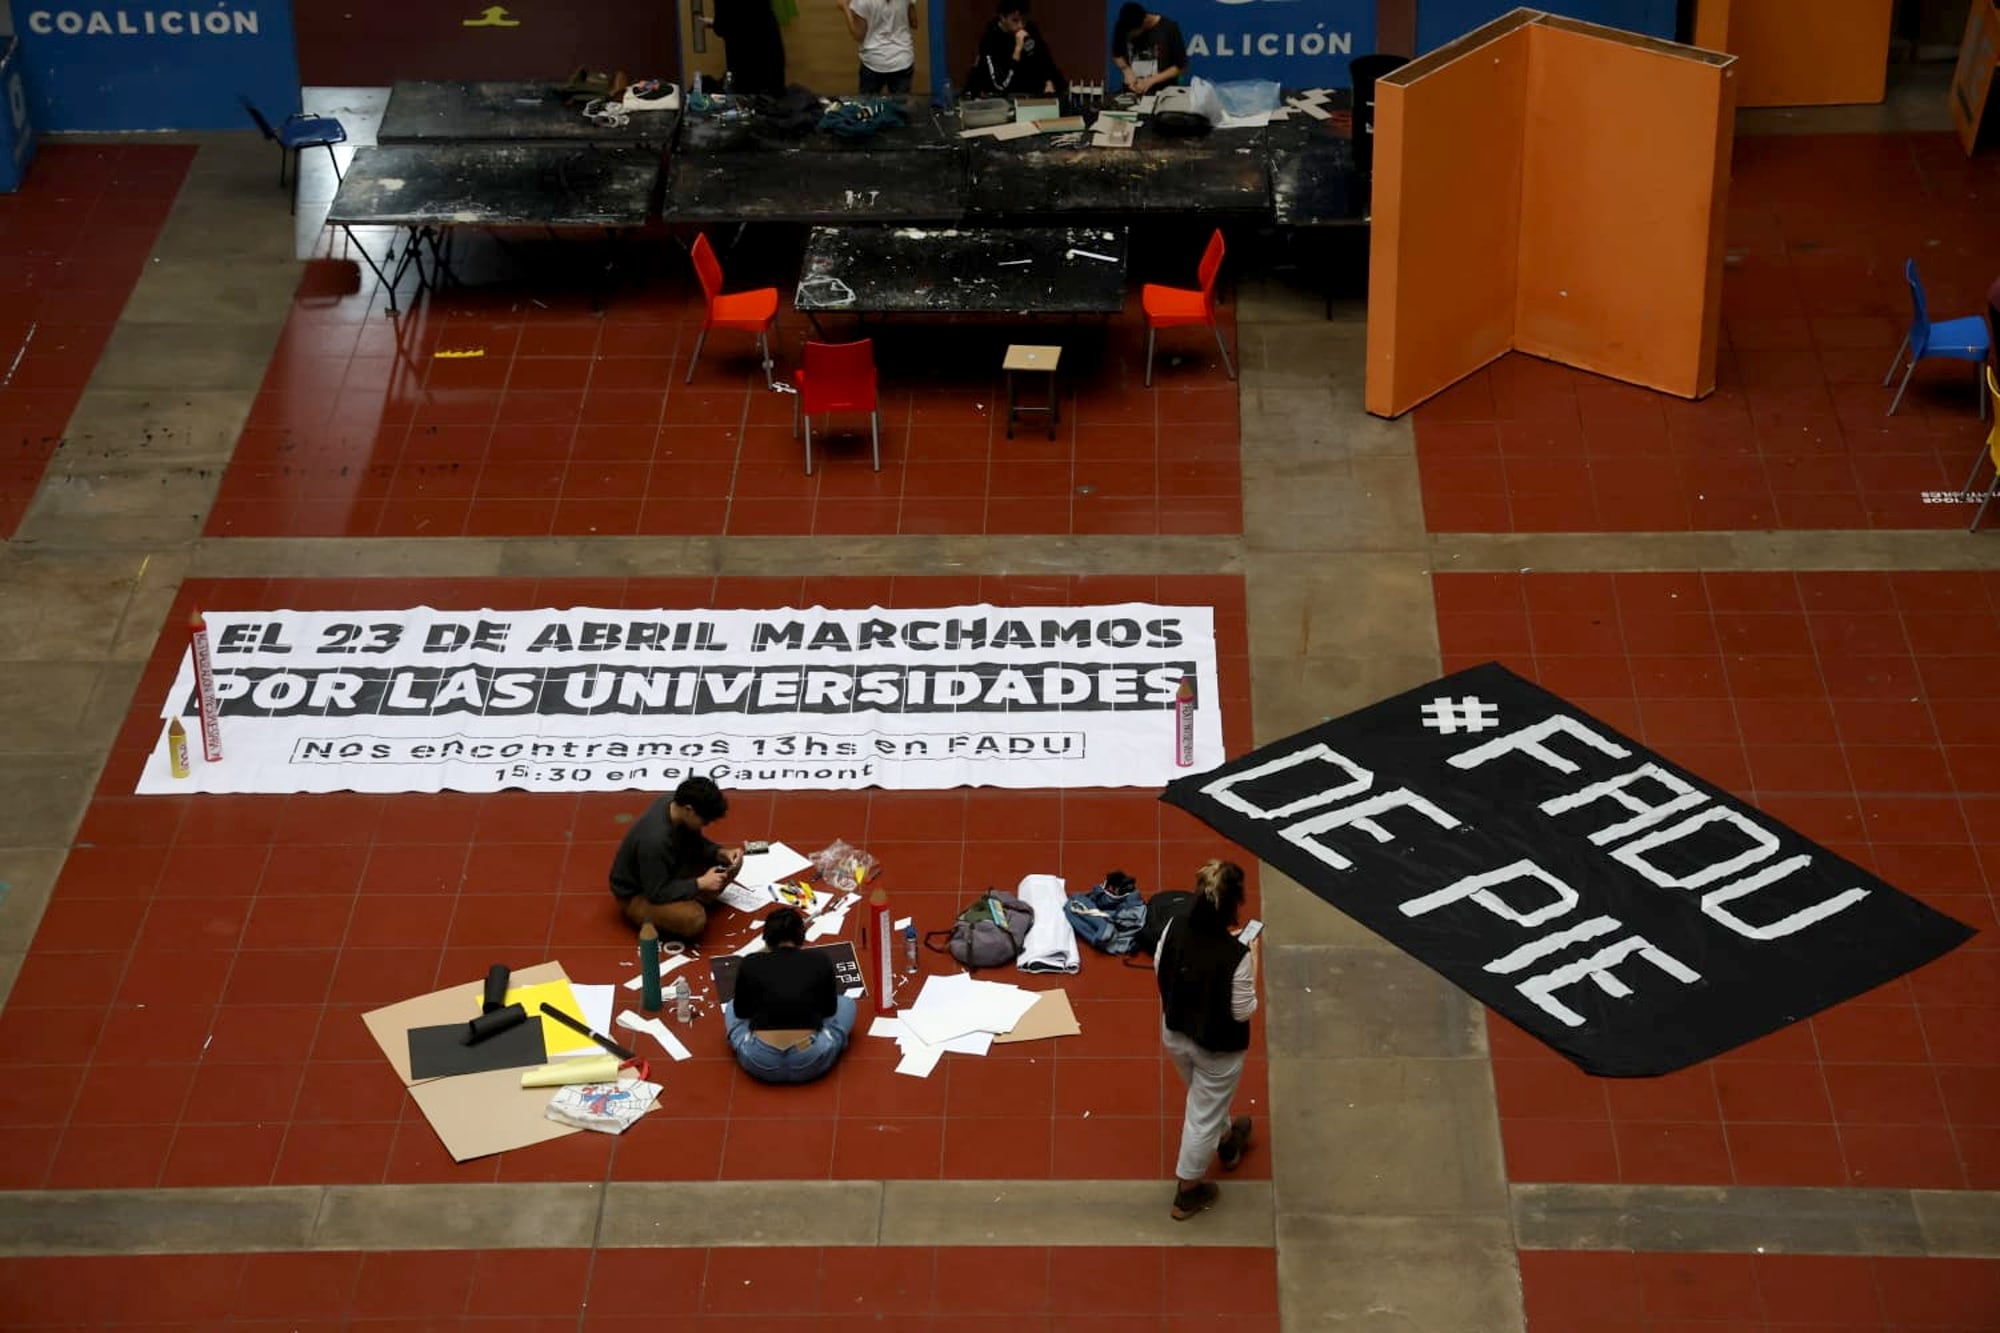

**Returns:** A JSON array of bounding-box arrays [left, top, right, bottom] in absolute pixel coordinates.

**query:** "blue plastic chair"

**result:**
[[1885, 259, 1990, 419], [241, 97, 347, 213]]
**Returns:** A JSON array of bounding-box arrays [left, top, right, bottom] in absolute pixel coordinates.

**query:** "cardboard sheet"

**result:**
[[363, 961, 584, 1161], [364, 961, 571, 1085], [406, 1016, 546, 1079], [409, 1067, 578, 1162], [992, 988, 1082, 1044]]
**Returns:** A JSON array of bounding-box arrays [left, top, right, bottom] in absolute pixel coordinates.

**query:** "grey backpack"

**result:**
[[927, 890, 1034, 969]]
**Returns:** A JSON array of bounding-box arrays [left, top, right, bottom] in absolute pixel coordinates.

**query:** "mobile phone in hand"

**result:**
[[1237, 919, 1264, 945]]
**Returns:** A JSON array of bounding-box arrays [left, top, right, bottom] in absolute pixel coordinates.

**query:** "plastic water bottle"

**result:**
[[723, 70, 735, 96], [903, 924, 918, 970], [673, 977, 691, 1025], [934, 76, 955, 111]]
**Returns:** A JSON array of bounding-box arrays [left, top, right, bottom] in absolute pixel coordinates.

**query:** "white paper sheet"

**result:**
[[894, 1044, 944, 1078], [991, 121, 1039, 141], [868, 1016, 906, 1039], [729, 936, 768, 958], [718, 882, 770, 914], [1293, 101, 1331, 121], [616, 1009, 693, 1062], [735, 842, 814, 891], [552, 985, 616, 1057], [621, 953, 695, 991]]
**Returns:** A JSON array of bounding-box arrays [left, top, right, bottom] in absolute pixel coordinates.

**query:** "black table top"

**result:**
[[667, 98, 966, 223], [377, 80, 679, 146], [1270, 127, 1364, 226], [795, 225, 1129, 315], [965, 124, 1274, 216], [327, 145, 661, 229]]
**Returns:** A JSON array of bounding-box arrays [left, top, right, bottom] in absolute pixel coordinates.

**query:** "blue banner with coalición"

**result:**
[[15, 0, 302, 131], [1103, 0, 1375, 91]]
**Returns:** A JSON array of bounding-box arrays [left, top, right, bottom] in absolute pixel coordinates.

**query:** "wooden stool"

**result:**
[[1004, 344, 1061, 440]]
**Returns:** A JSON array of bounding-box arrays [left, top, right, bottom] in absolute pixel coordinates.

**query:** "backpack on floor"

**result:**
[[1064, 871, 1149, 955], [1129, 890, 1196, 959], [926, 889, 1034, 969]]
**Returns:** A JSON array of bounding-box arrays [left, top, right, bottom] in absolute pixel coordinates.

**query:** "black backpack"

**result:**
[[1130, 890, 1195, 958]]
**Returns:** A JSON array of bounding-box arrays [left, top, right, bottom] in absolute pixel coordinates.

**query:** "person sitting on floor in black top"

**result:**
[[723, 908, 859, 1083], [607, 777, 742, 942], [964, 0, 1068, 100]]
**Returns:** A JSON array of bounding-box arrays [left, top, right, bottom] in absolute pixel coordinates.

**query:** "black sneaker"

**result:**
[[1170, 1180, 1219, 1220], [1218, 1115, 1253, 1171]]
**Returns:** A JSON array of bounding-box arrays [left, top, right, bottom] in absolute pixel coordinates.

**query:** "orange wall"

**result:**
[[1516, 24, 1735, 397], [1364, 24, 1531, 417], [1698, 0, 1893, 106]]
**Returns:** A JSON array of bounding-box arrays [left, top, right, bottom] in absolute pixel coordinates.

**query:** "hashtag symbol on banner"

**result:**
[[1419, 696, 1501, 735]]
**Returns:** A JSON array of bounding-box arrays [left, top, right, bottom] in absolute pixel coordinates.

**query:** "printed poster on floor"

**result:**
[[135, 603, 1221, 795], [1161, 663, 1975, 1077]]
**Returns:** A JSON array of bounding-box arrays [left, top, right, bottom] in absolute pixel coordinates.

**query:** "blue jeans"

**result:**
[[724, 995, 858, 1083]]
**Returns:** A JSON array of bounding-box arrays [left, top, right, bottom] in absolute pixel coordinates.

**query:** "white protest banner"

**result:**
[[135, 603, 1222, 795]]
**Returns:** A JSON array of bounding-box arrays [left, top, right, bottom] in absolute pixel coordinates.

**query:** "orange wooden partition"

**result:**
[[1696, 0, 1894, 108], [1364, 10, 1737, 418]]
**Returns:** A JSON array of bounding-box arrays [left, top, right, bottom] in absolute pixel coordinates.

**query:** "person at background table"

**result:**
[[724, 907, 859, 1083], [838, 0, 919, 96], [1155, 858, 1258, 1221], [608, 776, 742, 941], [965, 0, 1068, 100], [700, 0, 787, 96], [1113, 3, 1190, 95]]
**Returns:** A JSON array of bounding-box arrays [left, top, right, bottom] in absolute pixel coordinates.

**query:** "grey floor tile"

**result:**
[[313, 1183, 600, 1250], [878, 1180, 1272, 1247], [1511, 1183, 1928, 1256], [1275, 1214, 1525, 1333], [0, 1188, 323, 1256], [1268, 1058, 1509, 1217], [89, 323, 283, 394], [601, 1181, 880, 1247], [1263, 947, 1485, 1060]]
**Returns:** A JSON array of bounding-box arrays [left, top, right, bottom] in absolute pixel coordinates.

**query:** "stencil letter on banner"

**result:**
[[1160, 663, 1974, 1077]]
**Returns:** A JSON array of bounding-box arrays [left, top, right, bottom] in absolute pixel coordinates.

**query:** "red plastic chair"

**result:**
[[685, 233, 780, 384], [793, 339, 881, 475], [1141, 229, 1235, 388]]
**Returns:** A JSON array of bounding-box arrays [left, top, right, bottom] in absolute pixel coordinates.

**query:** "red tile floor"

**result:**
[[0, 574, 1264, 1191], [1416, 134, 2000, 532], [1520, 1250, 2000, 1331], [0, 1245, 1282, 1331], [204, 245, 1242, 540], [0, 143, 196, 537], [1435, 569, 2000, 1190]]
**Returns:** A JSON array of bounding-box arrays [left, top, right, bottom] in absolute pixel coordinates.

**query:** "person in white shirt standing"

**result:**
[[838, 0, 919, 95]]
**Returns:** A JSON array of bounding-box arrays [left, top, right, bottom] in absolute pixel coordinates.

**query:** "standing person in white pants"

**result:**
[[1154, 858, 1259, 1220]]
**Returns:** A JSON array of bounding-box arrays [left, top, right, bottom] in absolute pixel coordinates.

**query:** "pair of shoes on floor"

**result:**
[[1170, 1180, 1219, 1221], [1218, 1114, 1254, 1171]]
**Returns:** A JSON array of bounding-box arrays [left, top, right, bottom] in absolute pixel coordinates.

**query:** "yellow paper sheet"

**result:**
[[483, 979, 595, 1056]]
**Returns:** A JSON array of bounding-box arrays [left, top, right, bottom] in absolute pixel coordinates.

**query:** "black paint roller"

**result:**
[[482, 964, 510, 1014], [464, 1002, 527, 1046]]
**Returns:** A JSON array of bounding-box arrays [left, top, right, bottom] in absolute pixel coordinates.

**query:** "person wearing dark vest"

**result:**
[[701, 0, 788, 96], [607, 777, 742, 942], [1155, 858, 1258, 1220], [723, 908, 859, 1083]]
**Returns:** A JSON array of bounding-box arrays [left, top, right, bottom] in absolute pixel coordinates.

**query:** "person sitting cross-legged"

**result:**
[[723, 908, 859, 1083]]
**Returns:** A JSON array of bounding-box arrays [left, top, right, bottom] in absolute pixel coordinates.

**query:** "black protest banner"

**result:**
[[1161, 663, 1975, 1077]]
